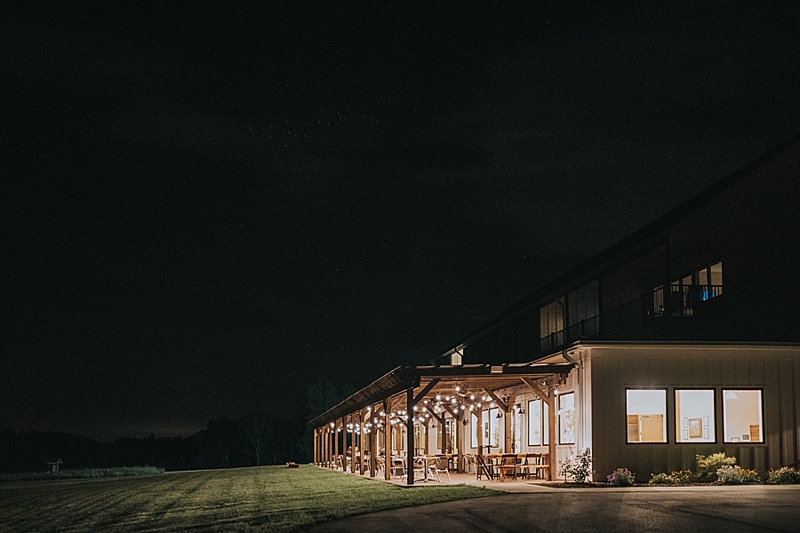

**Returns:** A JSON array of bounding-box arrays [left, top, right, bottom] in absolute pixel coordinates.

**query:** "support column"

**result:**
[[383, 399, 392, 481], [369, 408, 378, 477], [504, 394, 515, 453], [359, 408, 366, 475], [406, 386, 415, 485], [548, 389, 558, 481]]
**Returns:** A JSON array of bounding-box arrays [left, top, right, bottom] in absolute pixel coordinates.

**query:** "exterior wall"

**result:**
[[587, 344, 800, 482]]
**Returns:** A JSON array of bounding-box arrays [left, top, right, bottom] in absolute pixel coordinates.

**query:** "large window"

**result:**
[[470, 412, 479, 448], [482, 408, 500, 448], [513, 408, 523, 453], [626, 389, 667, 443], [527, 399, 549, 446], [723, 390, 763, 443], [444, 419, 456, 454], [558, 392, 575, 444], [675, 389, 715, 443], [540, 299, 565, 351]]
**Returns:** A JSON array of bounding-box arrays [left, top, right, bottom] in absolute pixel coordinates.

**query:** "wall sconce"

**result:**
[[496, 411, 503, 419]]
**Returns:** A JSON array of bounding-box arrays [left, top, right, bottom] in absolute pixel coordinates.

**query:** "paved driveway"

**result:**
[[304, 485, 800, 533]]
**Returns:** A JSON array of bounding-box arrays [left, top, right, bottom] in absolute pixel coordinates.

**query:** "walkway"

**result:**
[[305, 484, 800, 533]]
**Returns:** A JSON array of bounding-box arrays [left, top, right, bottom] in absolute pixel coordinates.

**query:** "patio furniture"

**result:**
[[432, 455, 451, 482], [497, 453, 519, 481]]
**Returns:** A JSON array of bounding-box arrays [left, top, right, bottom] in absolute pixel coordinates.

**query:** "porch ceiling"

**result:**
[[309, 362, 575, 428]]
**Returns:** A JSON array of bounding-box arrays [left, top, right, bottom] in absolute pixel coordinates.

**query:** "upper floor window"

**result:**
[[653, 261, 723, 317], [540, 298, 565, 351]]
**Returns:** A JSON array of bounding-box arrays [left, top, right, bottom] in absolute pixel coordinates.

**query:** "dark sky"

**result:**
[[3, 2, 800, 441]]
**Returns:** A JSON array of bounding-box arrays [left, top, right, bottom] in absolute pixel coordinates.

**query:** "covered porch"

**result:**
[[310, 362, 575, 485]]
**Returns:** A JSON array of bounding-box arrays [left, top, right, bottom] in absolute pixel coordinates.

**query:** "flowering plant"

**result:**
[[607, 467, 635, 486], [559, 448, 592, 483]]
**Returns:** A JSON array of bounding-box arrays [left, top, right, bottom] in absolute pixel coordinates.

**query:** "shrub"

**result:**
[[648, 470, 693, 485], [607, 467, 635, 486], [716, 465, 759, 485], [670, 469, 694, 484], [649, 472, 676, 485], [695, 452, 736, 481], [559, 448, 592, 483], [766, 466, 800, 485]]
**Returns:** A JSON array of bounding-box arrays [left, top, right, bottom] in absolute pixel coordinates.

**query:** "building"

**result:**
[[310, 136, 800, 483]]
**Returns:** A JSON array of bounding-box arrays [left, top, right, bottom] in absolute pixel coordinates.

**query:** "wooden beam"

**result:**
[[441, 403, 459, 420], [483, 388, 508, 412], [428, 409, 444, 424], [413, 378, 440, 405], [520, 377, 553, 408]]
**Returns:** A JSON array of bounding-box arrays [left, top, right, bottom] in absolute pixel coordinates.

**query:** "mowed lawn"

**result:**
[[0, 465, 500, 533]]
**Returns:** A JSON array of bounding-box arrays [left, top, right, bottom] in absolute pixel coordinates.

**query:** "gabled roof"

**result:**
[[309, 362, 575, 428], [435, 134, 800, 362]]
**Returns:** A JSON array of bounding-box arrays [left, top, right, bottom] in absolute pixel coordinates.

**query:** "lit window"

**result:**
[[470, 412, 478, 448], [558, 392, 575, 444], [676, 389, 715, 443], [527, 399, 549, 446], [482, 408, 500, 447], [513, 409, 523, 453], [723, 390, 763, 443], [626, 389, 667, 443]]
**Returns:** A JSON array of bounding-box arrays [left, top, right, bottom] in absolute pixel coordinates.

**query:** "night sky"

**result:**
[[4, 2, 800, 441]]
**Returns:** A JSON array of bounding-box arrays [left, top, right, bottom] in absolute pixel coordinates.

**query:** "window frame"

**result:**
[[625, 388, 668, 444], [722, 388, 764, 444], [674, 388, 717, 444], [527, 398, 549, 446], [558, 392, 575, 445]]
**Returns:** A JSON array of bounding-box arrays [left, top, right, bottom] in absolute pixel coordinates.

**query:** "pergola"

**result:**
[[310, 362, 575, 484]]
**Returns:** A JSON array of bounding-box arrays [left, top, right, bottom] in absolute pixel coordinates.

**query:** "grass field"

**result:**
[[0, 465, 500, 532]]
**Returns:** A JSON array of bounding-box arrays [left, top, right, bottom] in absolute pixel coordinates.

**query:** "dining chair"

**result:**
[[433, 455, 451, 482]]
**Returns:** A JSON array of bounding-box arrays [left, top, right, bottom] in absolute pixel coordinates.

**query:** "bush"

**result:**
[[766, 466, 800, 485], [648, 470, 693, 485], [607, 467, 635, 486], [716, 465, 759, 485], [670, 469, 694, 484], [559, 449, 592, 483], [649, 472, 676, 485], [695, 453, 736, 481]]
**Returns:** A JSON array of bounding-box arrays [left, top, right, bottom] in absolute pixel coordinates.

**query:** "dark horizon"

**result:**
[[4, 2, 800, 442]]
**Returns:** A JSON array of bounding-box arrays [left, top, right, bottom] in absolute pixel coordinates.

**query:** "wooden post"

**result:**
[[313, 428, 318, 465], [324, 426, 330, 468], [349, 413, 357, 474], [384, 398, 391, 481], [504, 394, 515, 453], [456, 410, 464, 472], [359, 408, 366, 475], [333, 420, 339, 469], [369, 408, 377, 477], [549, 389, 558, 481], [406, 386, 415, 485]]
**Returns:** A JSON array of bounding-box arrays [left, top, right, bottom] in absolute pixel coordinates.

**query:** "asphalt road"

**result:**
[[304, 485, 800, 533]]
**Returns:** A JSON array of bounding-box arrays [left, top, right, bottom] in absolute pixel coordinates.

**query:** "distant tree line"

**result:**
[[0, 378, 347, 474]]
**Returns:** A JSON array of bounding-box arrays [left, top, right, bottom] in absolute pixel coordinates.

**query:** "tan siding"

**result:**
[[588, 345, 800, 482]]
